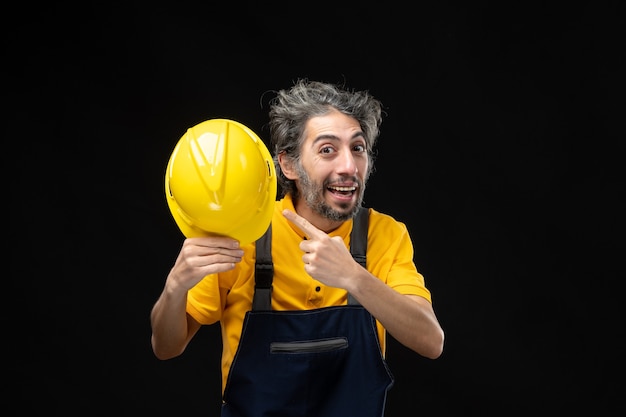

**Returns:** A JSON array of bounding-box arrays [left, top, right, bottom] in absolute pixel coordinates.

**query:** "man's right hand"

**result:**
[[168, 237, 244, 291]]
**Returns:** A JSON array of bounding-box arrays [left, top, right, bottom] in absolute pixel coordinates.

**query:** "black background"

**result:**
[[7, 1, 624, 415]]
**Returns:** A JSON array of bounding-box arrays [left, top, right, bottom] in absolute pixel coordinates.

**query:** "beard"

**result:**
[[294, 163, 365, 222]]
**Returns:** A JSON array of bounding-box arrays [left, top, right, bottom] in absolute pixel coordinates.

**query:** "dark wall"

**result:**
[[7, 1, 623, 415]]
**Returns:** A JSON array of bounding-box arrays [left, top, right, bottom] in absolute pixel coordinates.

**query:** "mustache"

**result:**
[[323, 176, 361, 187]]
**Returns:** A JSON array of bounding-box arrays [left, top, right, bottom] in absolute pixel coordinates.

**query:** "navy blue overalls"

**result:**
[[221, 207, 395, 417]]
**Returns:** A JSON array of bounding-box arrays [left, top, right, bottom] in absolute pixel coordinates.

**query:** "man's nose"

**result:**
[[335, 149, 358, 175]]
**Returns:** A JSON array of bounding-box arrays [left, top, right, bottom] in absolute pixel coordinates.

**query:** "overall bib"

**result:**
[[221, 208, 395, 417]]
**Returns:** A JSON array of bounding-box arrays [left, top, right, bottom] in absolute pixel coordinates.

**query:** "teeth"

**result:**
[[330, 186, 356, 191]]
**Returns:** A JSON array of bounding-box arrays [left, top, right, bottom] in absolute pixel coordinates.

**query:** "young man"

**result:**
[[150, 79, 445, 416]]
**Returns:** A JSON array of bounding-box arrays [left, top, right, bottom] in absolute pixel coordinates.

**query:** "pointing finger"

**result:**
[[282, 209, 324, 239]]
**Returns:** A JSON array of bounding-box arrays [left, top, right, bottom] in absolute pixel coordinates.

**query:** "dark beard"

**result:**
[[295, 163, 364, 222]]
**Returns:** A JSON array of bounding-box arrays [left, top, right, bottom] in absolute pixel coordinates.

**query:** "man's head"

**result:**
[[268, 79, 383, 223]]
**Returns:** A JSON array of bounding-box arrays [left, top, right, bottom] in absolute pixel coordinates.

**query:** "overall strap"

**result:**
[[252, 224, 273, 311], [252, 207, 370, 310], [348, 207, 369, 306]]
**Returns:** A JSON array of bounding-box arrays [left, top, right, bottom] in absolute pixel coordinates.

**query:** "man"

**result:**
[[150, 79, 445, 416]]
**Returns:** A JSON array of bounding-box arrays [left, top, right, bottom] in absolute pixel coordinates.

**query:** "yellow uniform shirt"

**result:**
[[186, 194, 432, 393]]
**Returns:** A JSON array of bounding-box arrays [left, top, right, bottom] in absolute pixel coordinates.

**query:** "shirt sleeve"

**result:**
[[186, 272, 224, 325], [366, 209, 432, 303]]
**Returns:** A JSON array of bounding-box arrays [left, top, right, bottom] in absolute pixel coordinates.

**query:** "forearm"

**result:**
[[150, 278, 196, 360], [348, 269, 444, 359]]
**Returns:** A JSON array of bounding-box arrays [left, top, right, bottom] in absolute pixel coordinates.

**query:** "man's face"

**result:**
[[292, 110, 370, 222]]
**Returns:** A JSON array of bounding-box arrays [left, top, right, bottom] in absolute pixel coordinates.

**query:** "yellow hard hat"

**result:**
[[165, 118, 277, 245]]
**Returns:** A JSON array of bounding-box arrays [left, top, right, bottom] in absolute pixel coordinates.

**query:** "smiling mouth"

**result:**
[[328, 185, 357, 196]]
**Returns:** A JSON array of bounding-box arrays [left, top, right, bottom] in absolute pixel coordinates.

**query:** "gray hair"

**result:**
[[267, 79, 383, 198]]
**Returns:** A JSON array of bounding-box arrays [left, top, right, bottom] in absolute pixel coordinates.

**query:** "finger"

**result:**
[[282, 209, 325, 239], [186, 236, 241, 249]]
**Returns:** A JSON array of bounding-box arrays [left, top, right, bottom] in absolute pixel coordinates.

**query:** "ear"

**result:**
[[278, 152, 298, 180]]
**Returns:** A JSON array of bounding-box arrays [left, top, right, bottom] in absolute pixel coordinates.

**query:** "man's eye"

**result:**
[[320, 146, 334, 154], [354, 144, 365, 152]]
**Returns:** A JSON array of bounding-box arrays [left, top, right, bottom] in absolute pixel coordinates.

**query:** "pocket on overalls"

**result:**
[[270, 337, 348, 353]]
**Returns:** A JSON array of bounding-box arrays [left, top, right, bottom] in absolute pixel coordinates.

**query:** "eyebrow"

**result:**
[[312, 131, 365, 145]]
